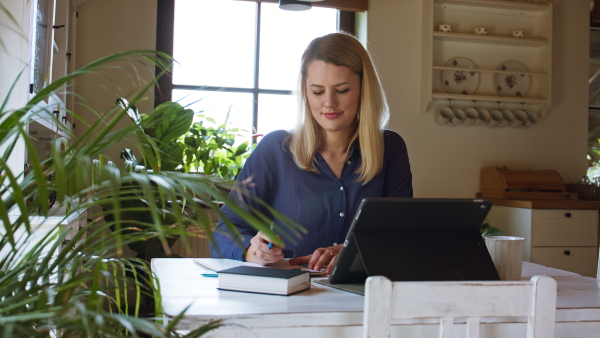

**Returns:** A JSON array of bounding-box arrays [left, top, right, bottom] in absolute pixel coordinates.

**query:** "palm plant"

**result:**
[[0, 13, 303, 338]]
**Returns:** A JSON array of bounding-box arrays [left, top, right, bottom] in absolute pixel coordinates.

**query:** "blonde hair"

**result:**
[[288, 32, 389, 184]]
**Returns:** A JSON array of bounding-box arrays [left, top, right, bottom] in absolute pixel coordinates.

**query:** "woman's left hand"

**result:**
[[288, 244, 342, 274]]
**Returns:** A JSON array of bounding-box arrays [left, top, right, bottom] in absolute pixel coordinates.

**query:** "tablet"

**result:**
[[327, 198, 500, 286]]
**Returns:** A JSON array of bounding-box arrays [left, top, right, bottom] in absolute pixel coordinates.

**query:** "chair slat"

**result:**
[[439, 317, 454, 338], [466, 317, 481, 338]]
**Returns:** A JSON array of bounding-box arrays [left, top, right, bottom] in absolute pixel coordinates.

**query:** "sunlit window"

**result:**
[[171, 0, 338, 141]]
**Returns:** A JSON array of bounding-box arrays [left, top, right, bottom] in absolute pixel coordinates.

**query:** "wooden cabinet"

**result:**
[[4, 0, 78, 185], [55, 207, 89, 251], [5, 0, 77, 213], [28, 0, 77, 156], [421, 0, 553, 124], [486, 201, 600, 277], [6, 207, 88, 260]]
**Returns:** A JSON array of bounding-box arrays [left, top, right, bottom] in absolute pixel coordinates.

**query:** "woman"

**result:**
[[210, 32, 412, 274]]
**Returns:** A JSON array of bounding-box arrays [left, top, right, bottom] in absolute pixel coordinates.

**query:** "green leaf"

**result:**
[[151, 101, 194, 144], [117, 98, 143, 129], [234, 142, 249, 156], [481, 225, 503, 237], [159, 142, 184, 171]]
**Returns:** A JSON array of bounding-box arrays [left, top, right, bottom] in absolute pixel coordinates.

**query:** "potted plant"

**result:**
[[180, 112, 253, 180], [0, 9, 297, 337], [108, 99, 255, 261], [117, 97, 253, 179]]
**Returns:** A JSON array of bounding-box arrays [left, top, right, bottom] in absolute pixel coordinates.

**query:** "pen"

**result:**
[[201, 273, 218, 277], [268, 223, 274, 250]]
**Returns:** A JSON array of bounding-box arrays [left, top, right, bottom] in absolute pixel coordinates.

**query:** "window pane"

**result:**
[[172, 89, 253, 142], [590, 29, 600, 106], [172, 0, 256, 87], [257, 93, 297, 136], [171, 1, 338, 141], [259, 4, 338, 90]]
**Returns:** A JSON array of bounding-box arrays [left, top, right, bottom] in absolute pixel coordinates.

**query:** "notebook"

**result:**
[[315, 198, 500, 295], [217, 266, 311, 296]]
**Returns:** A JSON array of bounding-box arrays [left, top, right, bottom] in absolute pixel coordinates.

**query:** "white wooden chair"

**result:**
[[363, 275, 557, 338]]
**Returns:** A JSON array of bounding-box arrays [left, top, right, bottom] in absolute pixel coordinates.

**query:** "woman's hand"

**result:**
[[244, 231, 284, 265], [288, 244, 342, 274]]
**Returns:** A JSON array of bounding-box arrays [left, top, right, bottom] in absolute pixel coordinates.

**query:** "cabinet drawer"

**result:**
[[61, 210, 88, 251], [531, 246, 599, 278], [531, 209, 599, 246]]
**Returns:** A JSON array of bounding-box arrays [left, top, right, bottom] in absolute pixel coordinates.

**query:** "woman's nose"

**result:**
[[324, 92, 337, 109]]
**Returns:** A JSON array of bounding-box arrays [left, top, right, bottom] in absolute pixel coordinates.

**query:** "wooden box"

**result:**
[[480, 167, 566, 200]]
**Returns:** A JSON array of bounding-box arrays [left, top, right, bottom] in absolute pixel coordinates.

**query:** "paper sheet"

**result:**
[[193, 258, 326, 276]]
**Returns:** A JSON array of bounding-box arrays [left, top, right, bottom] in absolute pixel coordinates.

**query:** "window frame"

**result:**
[[154, 0, 354, 136]]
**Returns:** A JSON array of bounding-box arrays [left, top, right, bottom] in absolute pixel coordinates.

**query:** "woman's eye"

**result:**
[[312, 91, 324, 95], [336, 89, 349, 94]]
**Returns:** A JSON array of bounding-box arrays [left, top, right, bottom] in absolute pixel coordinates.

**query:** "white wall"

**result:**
[[367, 0, 590, 197], [0, 0, 31, 213], [73, 0, 157, 163], [0, 0, 30, 109], [70, 0, 591, 198]]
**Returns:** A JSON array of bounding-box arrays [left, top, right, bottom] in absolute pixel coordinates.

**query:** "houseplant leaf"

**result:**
[[152, 101, 195, 143]]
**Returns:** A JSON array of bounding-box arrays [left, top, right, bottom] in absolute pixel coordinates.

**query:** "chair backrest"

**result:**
[[363, 275, 557, 338]]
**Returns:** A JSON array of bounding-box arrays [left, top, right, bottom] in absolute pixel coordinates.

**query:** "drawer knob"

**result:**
[[564, 250, 571, 256], [564, 212, 572, 218]]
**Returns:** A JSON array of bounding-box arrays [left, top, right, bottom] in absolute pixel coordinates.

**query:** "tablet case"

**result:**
[[328, 198, 500, 285]]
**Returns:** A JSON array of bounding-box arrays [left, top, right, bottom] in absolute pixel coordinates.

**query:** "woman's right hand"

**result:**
[[244, 231, 284, 265]]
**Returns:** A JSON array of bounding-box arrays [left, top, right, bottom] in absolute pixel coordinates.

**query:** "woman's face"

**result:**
[[305, 60, 361, 136]]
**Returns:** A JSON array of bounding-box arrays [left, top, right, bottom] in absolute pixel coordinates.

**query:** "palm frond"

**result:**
[[0, 50, 193, 336], [1, 43, 303, 336]]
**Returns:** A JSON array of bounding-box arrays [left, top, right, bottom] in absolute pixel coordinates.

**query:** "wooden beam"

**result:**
[[593, 0, 600, 24], [155, 0, 175, 105], [236, 0, 367, 12]]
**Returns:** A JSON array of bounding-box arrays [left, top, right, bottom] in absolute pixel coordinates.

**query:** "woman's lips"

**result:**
[[324, 112, 341, 119]]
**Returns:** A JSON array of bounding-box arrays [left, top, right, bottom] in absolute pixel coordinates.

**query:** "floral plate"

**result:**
[[441, 57, 480, 95], [494, 60, 530, 98]]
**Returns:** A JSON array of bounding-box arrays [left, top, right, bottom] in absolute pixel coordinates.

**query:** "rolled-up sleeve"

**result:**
[[209, 131, 279, 260]]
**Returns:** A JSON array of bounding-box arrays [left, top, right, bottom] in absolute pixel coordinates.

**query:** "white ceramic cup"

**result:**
[[436, 106, 454, 125], [485, 236, 525, 281], [499, 109, 515, 128], [448, 107, 466, 126], [475, 108, 490, 126], [463, 107, 478, 126], [512, 30, 525, 38], [512, 109, 528, 127], [524, 111, 538, 128], [487, 109, 504, 127], [474, 27, 488, 35], [439, 24, 452, 32]]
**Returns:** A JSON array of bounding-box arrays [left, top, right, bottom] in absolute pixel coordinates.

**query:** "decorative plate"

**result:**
[[441, 57, 480, 95], [494, 60, 530, 98]]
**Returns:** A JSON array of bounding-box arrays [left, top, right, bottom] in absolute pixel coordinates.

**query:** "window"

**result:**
[[589, 4, 600, 181], [165, 0, 340, 141], [30, 0, 54, 98]]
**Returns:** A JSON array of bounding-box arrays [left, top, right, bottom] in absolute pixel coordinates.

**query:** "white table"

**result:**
[[152, 258, 600, 337]]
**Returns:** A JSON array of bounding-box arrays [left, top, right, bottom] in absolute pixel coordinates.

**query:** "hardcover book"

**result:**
[[217, 266, 311, 296]]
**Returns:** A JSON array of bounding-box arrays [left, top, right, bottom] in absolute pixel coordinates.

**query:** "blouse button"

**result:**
[[339, 213, 344, 217], [346, 161, 351, 165], [340, 186, 344, 191]]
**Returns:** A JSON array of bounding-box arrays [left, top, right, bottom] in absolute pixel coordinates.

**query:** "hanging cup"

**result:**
[[436, 106, 455, 125]]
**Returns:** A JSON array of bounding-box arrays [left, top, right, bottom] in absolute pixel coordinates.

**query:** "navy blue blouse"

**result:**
[[210, 129, 413, 260]]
